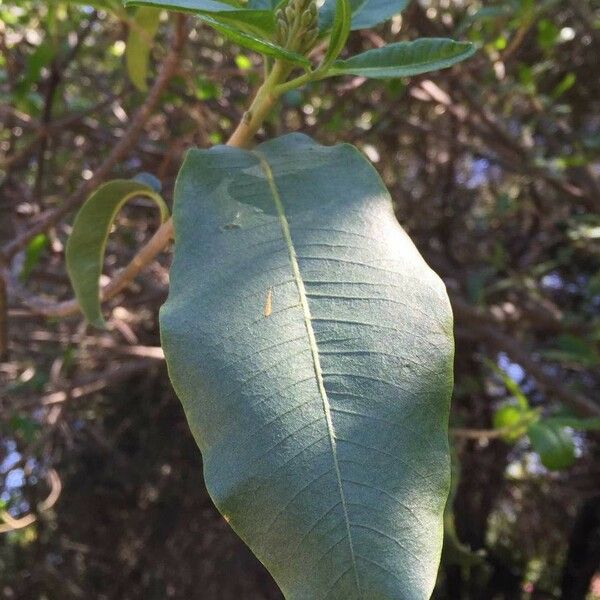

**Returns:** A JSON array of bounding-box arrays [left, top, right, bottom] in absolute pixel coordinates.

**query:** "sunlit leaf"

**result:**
[[20, 233, 48, 282], [527, 421, 576, 471], [319, 0, 409, 32], [493, 404, 532, 442], [124, 0, 277, 37], [161, 133, 454, 598]]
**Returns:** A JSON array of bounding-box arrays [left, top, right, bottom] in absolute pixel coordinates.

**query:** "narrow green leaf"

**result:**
[[124, 0, 310, 65], [321, 0, 351, 69], [197, 14, 310, 66], [319, 0, 409, 32], [527, 421, 576, 471], [126, 7, 161, 92], [329, 38, 476, 79], [20, 233, 49, 282], [124, 0, 277, 37], [161, 133, 454, 599], [66, 180, 169, 328]]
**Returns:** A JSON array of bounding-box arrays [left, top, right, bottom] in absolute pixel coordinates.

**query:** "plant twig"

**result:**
[[0, 469, 62, 534], [8, 54, 292, 320], [0, 14, 187, 263]]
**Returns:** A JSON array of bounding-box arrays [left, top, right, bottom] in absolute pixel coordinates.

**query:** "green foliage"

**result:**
[[200, 13, 311, 65], [328, 38, 476, 79], [319, 0, 409, 32], [527, 421, 576, 471], [55, 0, 478, 595], [125, 0, 474, 78], [160, 133, 454, 599], [19, 234, 49, 282], [124, 0, 277, 36], [321, 0, 351, 70], [126, 7, 161, 91], [125, 0, 314, 64], [66, 180, 169, 327], [489, 361, 600, 471]]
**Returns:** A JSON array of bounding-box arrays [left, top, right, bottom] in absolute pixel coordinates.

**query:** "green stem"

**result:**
[[227, 60, 292, 148]]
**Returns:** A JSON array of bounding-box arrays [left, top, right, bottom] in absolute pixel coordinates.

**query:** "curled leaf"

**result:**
[[66, 179, 169, 327]]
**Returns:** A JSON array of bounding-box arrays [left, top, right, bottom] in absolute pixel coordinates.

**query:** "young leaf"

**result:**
[[161, 133, 454, 599], [197, 14, 310, 66], [527, 421, 576, 471], [319, 0, 409, 33], [321, 0, 351, 69], [328, 38, 476, 79], [126, 7, 161, 92], [66, 180, 169, 328]]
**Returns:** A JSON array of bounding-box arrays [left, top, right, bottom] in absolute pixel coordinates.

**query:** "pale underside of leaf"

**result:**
[[160, 133, 454, 599], [253, 150, 362, 593]]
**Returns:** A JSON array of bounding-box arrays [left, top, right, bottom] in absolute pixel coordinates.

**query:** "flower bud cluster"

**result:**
[[275, 0, 319, 54]]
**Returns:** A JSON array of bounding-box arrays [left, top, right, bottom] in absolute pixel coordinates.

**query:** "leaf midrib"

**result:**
[[334, 41, 473, 72], [252, 149, 362, 596]]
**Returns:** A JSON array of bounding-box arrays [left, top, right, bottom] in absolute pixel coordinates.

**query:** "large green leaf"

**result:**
[[66, 179, 169, 327], [319, 0, 409, 33], [160, 133, 454, 599], [329, 38, 476, 79]]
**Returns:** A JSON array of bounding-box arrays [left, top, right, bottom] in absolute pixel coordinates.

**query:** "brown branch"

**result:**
[[39, 359, 155, 406], [0, 13, 187, 262], [4, 218, 174, 318], [451, 427, 509, 441], [0, 469, 62, 534], [8, 52, 287, 320]]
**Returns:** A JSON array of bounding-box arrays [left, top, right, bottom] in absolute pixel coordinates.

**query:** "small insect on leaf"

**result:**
[[263, 286, 273, 317]]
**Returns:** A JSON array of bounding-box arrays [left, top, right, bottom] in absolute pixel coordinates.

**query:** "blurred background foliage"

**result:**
[[1, 0, 599, 598]]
